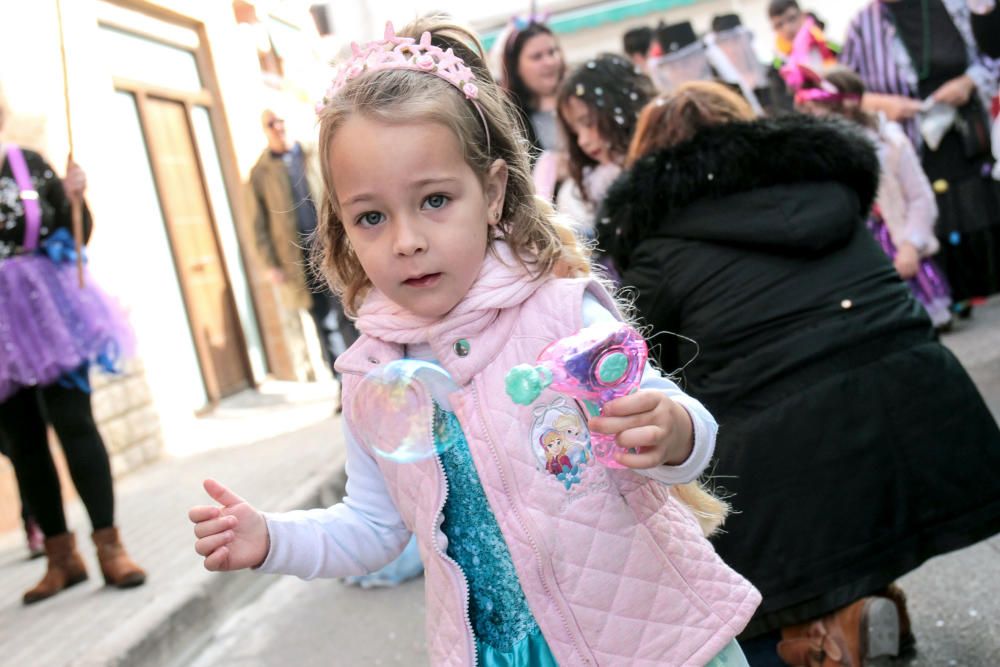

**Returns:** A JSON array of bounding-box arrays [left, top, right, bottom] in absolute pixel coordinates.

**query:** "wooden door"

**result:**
[[140, 96, 251, 400]]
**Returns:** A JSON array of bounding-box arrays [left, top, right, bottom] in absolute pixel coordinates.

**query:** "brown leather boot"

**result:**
[[92, 526, 146, 588], [23, 532, 89, 605], [881, 583, 916, 657], [777, 596, 899, 666]]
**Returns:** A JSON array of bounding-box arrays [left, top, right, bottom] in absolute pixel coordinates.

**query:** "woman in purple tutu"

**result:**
[[0, 101, 145, 604], [796, 66, 954, 329]]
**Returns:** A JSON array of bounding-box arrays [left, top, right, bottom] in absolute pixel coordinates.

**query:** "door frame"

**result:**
[[124, 87, 253, 404]]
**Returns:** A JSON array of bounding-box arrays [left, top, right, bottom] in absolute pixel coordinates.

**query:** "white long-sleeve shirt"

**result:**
[[259, 295, 718, 580]]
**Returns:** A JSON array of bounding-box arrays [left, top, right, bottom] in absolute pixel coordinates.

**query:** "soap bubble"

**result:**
[[353, 360, 460, 463]]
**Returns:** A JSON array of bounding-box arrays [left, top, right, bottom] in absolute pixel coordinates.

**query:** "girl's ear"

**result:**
[[485, 159, 509, 226]]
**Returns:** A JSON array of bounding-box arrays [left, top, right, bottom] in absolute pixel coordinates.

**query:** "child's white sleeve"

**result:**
[[257, 421, 411, 580], [582, 293, 718, 485]]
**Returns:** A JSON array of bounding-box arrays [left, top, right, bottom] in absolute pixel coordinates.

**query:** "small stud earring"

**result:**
[[493, 210, 501, 221]]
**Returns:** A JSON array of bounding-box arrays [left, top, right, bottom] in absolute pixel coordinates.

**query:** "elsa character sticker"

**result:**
[[530, 398, 592, 489]]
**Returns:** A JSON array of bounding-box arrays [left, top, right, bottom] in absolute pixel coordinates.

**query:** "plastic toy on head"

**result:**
[[505, 321, 648, 468]]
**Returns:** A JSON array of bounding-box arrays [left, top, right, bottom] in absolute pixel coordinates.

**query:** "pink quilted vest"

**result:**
[[336, 275, 760, 666]]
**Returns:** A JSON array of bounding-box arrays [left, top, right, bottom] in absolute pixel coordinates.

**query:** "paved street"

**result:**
[[189, 535, 1000, 666], [188, 575, 428, 667]]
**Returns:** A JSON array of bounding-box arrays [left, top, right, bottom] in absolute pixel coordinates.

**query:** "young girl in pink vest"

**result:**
[[189, 17, 760, 666]]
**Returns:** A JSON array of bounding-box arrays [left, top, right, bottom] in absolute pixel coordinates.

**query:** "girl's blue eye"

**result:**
[[424, 194, 448, 210], [357, 211, 385, 227]]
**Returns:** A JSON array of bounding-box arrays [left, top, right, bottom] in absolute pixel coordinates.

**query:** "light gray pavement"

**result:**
[[0, 381, 346, 667], [184, 534, 1000, 667], [188, 574, 428, 667], [941, 299, 1000, 420], [895, 534, 1000, 666], [3, 300, 1000, 667]]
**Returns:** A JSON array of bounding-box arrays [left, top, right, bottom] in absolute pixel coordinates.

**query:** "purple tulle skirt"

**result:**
[[0, 255, 133, 402], [866, 217, 953, 327]]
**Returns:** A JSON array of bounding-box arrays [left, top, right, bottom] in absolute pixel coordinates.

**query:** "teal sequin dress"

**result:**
[[436, 405, 558, 665], [432, 404, 747, 667]]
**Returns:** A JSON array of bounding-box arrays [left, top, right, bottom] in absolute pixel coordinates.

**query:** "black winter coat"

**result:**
[[601, 114, 1000, 636]]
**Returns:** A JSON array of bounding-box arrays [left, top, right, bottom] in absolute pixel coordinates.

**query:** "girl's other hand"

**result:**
[[588, 390, 694, 469], [894, 242, 920, 280], [64, 159, 86, 202], [189, 479, 270, 571], [931, 74, 976, 108]]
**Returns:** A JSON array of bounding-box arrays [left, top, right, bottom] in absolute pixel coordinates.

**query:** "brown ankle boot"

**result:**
[[92, 526, 146, 588], [23, 532, 89, 605], [881, 583, 916, 657], [777, 596, 900, 666]]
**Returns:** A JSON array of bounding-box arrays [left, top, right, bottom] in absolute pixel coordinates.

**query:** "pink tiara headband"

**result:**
[[320, 22, 491, 153]]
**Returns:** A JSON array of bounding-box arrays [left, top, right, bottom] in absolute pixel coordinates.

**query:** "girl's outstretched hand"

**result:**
[[189, 479, 269, 571], [588, 390, 694, 469]]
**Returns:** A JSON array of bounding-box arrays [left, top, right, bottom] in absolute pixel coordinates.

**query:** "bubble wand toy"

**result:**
[[505, 321, 648, 468]]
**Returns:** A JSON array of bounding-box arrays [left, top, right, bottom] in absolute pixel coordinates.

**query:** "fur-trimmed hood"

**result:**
[[599, 114, 880, 264]]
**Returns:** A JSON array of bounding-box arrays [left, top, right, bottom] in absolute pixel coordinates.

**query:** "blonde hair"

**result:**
[[675, 482, 729, 537], [313, 15, 589, 315]]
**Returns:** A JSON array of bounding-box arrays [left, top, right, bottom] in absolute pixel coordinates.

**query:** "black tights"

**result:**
[[0, 382, 114, 537]]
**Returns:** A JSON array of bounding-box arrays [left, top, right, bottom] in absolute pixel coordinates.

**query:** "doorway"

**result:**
[[98, 13, 258, 404], [139, 95, 251, 399]]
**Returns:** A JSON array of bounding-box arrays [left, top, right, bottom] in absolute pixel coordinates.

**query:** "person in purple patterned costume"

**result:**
[[0, 99, 145, 605]]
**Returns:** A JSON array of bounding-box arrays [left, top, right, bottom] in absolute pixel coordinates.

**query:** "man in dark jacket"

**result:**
[[602, 108, 1000, 665]]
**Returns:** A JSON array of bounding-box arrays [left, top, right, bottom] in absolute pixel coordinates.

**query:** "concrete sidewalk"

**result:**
[[941, 298, 1000, 419], [0, 380, 346, 667]]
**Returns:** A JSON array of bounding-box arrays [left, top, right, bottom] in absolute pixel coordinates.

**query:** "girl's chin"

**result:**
[[406, 297, 461, 319]]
